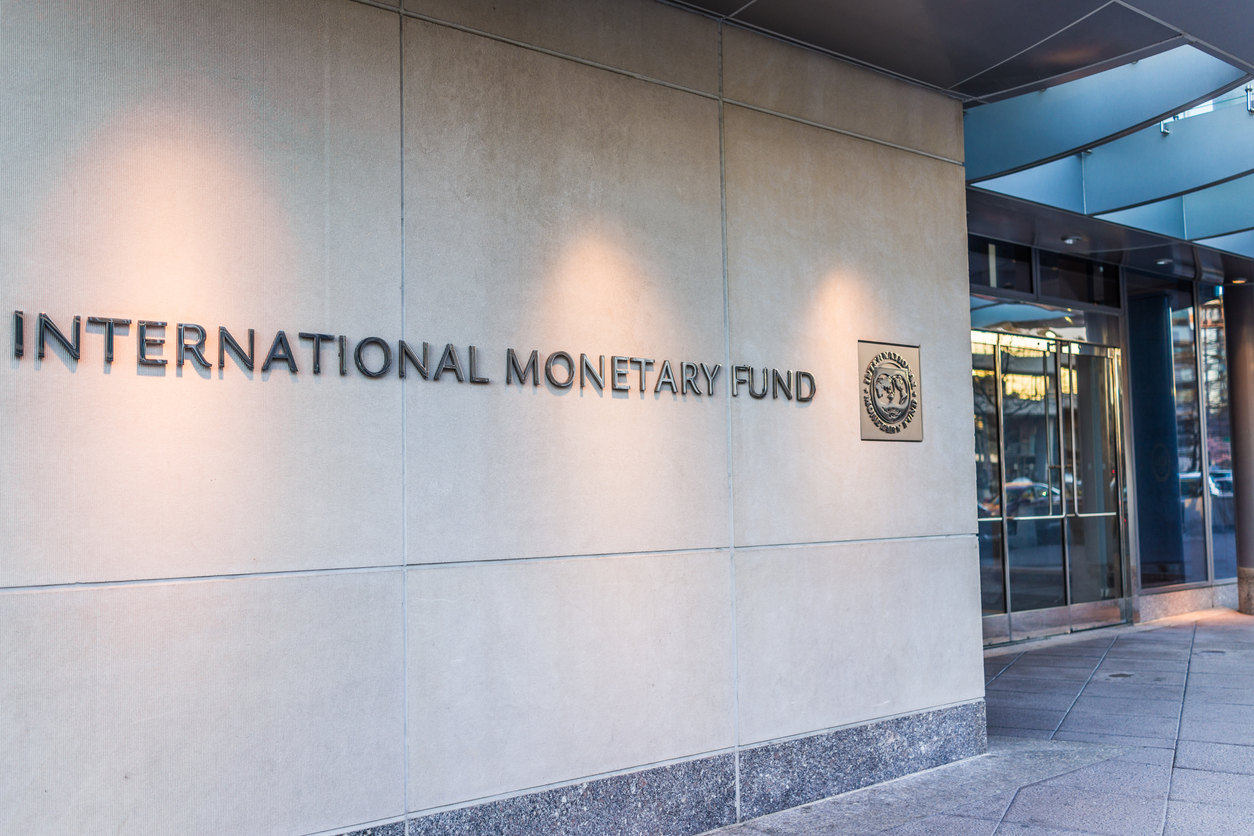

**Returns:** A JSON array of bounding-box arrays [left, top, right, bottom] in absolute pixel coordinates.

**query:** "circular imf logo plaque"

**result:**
[[862, 351, 917, 434]]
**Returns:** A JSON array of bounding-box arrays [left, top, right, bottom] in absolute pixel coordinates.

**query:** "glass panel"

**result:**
[[969, 235, 1032, 294], [1127, 274, 1208, 586], [1068, 514, 1122, 604], [1000, 336, 1062, 517], [1065, 351, 1120, 515], [979, 520, 1006, 615], [1007, 517, 1067, 610], [1001, 335, 1066, 611], [971, 296, 1119, 344], [973, 333, 1002, 519], [1200, 284, 1237, 580], [1039, 250, 1121, 308], [973, 333, 1007, 615]]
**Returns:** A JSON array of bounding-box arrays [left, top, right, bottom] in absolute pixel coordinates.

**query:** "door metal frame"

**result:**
[[979, 330, 1131, 643]]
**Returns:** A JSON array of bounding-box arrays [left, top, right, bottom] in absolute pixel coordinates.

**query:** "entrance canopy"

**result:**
[[677, 0, 1254, 264]]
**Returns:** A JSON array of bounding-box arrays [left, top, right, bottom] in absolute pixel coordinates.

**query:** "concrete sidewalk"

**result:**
[[709, 608, 1254, 835]]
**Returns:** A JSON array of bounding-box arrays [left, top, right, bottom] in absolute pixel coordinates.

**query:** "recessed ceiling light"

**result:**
[[1062, 235, 1081, 245], [1155, 258, 1173, 266]]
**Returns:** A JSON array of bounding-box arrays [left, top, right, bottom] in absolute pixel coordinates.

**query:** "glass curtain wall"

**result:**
[[1200, 284, 1237, 579], [1126, 273, 1207, 587], [972, 236, 1239, 604]]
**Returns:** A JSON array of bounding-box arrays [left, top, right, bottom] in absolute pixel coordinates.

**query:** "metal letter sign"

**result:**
[[859, 340, 922, 442]]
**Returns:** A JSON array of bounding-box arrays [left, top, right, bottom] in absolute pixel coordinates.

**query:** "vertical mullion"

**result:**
[[1061, 344, 1075, 617], [1196, 280, 1216, 585], [995, 334, 1013, 633]]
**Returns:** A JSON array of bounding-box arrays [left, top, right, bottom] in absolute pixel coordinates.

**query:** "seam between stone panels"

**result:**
[[734, 532, 977, 552], [722, 99, 964, 165], [983, 651, 1024, 685], [0, 565, 410, 594], [1049, 631, 1117, 740], [0, 534, 976, 593], [340, 0, 960, 166], [1161, 621, 1198, 835], [346, 0, 719, 100], [398, 8, 411, 827], [717, 18, 743, 824]]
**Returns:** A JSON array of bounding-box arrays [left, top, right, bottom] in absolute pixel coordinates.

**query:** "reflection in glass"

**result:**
[[972, 333, 1005, 614], [1001, 336, 1066, 610], [979, 520, 1005, 615], [1065, 351, 1120, 516], [969, 236, 1033, 294], [1069, 515, 1122, 604], [1127, 274, 1208, 586], [970, 296, 1119, 344], [1200, 284, 1237, 579], [1039, 250, 1120, 308]]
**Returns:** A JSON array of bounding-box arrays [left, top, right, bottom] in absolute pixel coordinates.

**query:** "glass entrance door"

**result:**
[[974, 331, 1129, 643]]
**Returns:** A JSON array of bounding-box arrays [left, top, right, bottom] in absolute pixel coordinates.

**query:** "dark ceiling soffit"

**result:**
[[961, 37, 1185, 106], [964, 48, 1249, 182], [952, 2, 1181, 102], [661, 0, 984, 102], [967, 187, 1254, 281]]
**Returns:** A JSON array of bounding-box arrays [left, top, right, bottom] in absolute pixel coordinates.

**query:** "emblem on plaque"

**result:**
[[858, 341, 922, 441]]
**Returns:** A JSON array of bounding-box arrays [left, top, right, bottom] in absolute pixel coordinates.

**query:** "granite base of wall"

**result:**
[[1137, 584, 1238, 623], [407, 755, 736, 836], [343, 825, 406, 836], [346, 701, 984, 836], [738, 701, 987, 819]]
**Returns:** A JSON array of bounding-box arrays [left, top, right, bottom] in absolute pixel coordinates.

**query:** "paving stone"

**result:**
[[1051, 731, 1177, 750], [988, 726, 1055, 740], [1168, 767, 1254, 806], [1104, 648, 1191, 663], [1038, 759, 1172, 799], [1002, 664, 1095, 681], [1163, 800, 1254, 835], [1182, 701, 1254, 723], [993, 825, 1110, 835], [1188, 671, 1254, 690], [1002, 784, 1167, 835], [986, 707, 1067, 731], [1069, 695, 1181, 719], [1177, 717, 1254, 746], [1080, 680, 1184, 701], [1113, 747, 1175, 766], [986, 676, 1089, 696], [946, 790, 1018, 820], [1091, 669, 1186, 687], [986, 691, 1081, 712], [1016, 644, 1110, 658], [1096, 657, 1189, 673], [1183, 685, 1254, 706], [1175, 740, 1254, 775], [879, 813, 1000, 834], [1057, 711, 1178, 738], [1012, 653, 1102, 670]]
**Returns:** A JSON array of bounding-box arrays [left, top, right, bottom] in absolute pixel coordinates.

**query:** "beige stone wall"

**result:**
[[0, 0, 981, 832]]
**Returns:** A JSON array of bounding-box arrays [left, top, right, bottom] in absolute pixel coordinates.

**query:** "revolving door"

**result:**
[[973, 331, 1129, 643]]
